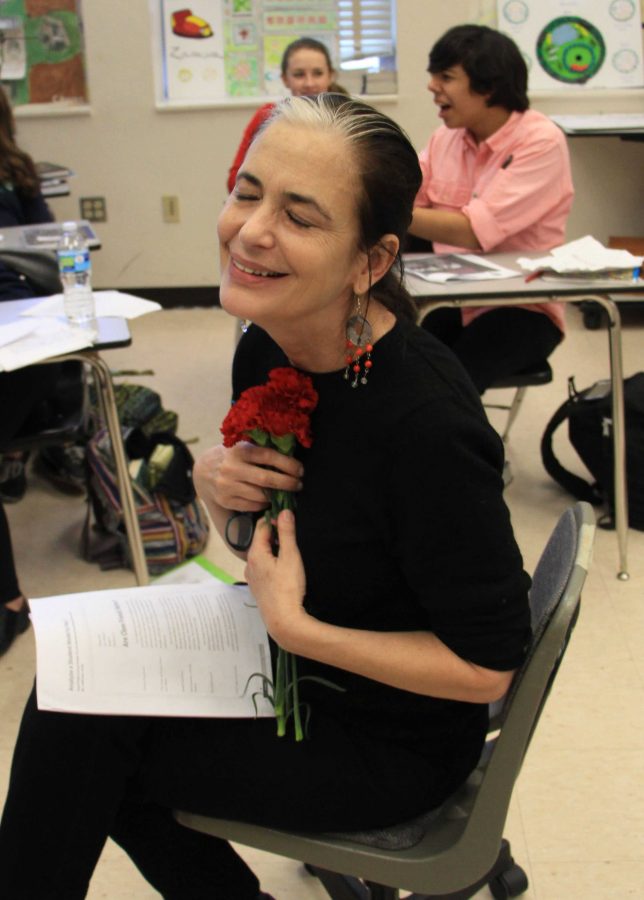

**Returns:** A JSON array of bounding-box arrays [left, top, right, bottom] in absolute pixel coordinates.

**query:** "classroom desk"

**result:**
[[405, 251, 644, 581], [0, 298, 148, 586], [0, 220, 100, 251]]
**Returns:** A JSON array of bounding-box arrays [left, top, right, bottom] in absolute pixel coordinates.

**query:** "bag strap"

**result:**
[[540, 381, 603, 505]]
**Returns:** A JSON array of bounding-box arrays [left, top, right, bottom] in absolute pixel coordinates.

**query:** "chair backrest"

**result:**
[[437, 502, 595, 871], [0, 249, 62, 296]]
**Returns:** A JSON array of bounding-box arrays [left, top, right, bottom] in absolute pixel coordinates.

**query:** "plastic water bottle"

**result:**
[[57, 221, 97, 334]]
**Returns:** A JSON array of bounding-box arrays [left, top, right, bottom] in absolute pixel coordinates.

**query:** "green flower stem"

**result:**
[[290, 652, 304, 742], [274, 646, 286, 736]]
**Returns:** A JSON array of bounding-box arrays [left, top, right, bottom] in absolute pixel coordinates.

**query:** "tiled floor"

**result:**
[[1, 302, 643, 898]]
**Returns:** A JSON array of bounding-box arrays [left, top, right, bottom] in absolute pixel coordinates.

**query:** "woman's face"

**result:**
[[282, 48, 334, 97], [218, 120, 368, 336]]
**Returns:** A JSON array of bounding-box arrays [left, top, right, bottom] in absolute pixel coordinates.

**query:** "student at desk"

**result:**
[[409, 25, 574, 394]]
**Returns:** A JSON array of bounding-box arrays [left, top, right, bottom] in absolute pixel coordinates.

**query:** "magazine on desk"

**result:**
[[29, 581, 274, 718], [404, 253, 519, 283]]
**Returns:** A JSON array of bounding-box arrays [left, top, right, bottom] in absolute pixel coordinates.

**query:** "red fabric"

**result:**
[[227, 103, 276, 193]]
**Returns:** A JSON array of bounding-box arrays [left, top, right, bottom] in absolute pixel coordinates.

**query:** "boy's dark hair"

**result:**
[[428, 25, 529, 112]]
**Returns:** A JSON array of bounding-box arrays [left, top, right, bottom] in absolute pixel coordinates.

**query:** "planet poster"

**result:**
[[497, 0, 643, 89]]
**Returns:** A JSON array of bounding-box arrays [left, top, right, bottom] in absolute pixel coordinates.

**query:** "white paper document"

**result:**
[[404, 253, 520, 283], [0, 319, 93, 372], [517, 235, 644, 275], [22, 291, 162, 320], [550, 114, 644, 134], [30, 582, 274, 718], [0, 319, 38, 349]]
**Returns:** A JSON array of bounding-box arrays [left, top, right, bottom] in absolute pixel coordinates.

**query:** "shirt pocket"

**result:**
[[427, 178, 471, 211]]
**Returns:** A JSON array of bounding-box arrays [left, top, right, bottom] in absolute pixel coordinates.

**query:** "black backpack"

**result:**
[[541, 373, 644, 531]]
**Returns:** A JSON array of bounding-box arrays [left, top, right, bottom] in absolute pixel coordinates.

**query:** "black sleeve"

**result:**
[[388, 399, 531, 671], [18, 190, 54, 225]]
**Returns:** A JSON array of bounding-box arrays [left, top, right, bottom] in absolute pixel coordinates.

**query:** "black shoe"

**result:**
[[0, 602, 30, 657], [0, 455, 27, 503], [35, 444, 86, 495]]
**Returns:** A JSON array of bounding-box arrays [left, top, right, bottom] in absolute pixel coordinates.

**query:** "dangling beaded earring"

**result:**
[[344, 295, 373, 388]]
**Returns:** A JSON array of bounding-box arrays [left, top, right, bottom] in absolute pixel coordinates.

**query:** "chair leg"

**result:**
[[305, 865, 371, 899], [305, 865, 399, 899], [501, 387, 527, 443]]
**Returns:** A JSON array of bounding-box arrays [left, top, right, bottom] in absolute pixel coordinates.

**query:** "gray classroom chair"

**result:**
[[176, 501, 595, 900], [485, 359, 553, 444]]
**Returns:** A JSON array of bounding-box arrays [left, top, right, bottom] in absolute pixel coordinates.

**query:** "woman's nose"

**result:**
[[239, 207, 275, 247]]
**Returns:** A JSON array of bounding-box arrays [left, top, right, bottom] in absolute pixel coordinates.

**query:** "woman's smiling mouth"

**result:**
[[232, 257, 286, 278]]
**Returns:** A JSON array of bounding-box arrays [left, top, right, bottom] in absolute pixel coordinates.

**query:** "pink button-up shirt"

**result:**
[[415, 110, 574, 331]]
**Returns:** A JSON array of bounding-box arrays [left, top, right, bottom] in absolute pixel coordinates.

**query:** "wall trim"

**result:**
[[116, 286, 221, 309]]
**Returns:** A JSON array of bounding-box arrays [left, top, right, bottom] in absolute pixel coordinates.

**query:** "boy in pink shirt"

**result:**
[[410, 25, 574, 394]]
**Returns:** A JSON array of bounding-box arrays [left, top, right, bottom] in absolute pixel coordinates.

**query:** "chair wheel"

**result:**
[[489, 863, 529, 899]]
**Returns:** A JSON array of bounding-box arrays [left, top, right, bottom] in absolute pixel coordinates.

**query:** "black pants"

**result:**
[[0, 366, 62, 605], [0, 686, 465, 899], [421, 307, 563, 395]]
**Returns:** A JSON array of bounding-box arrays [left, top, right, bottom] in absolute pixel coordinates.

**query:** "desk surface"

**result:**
[[404, 252, 644, 301], [0, 297, 131, 350], [0, 220, 100, 252]]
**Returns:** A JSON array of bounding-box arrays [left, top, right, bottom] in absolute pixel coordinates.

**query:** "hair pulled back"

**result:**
[[269, 93, 422, 321]]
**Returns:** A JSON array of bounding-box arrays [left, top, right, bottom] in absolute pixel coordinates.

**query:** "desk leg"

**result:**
[[83, 352, 149, 586], [578, 295, 629, 580]]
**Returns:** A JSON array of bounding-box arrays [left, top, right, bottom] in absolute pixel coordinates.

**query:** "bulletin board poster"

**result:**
[[498, 0, 644, 90], [162, 0, 337, 101], [0, 0, 88, 107]]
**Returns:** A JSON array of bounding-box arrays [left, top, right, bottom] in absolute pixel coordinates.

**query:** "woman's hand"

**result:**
[[194, 441, 304, 514], [245, 509, 311, 649]]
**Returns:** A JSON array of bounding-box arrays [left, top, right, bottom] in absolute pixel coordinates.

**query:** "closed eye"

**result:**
[[286, 210, 313, 228], [234, 191, 259, 202]]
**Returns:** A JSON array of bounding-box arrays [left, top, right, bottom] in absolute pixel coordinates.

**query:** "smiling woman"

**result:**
[[0, 95, 531, 900]]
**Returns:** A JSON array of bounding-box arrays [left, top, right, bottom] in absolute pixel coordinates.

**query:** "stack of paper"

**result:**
[[0, 319, 93, 372], [29, 580, 274, 717], [517, 236, 643, 276], [36, 161, 74, 197]]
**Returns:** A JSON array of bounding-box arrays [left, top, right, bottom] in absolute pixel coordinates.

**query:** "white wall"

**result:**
[[13, 0, 644, 290]]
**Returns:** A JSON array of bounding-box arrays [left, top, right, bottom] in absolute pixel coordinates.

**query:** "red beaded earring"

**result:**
[[344, 295, 373, 388]]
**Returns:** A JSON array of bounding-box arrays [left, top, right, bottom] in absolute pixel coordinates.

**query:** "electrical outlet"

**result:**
[[80, 196, 107, 222], [162, 195, 180, 223]]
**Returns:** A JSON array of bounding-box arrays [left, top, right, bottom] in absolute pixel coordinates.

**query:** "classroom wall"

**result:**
[[13, 0, 644, 290]]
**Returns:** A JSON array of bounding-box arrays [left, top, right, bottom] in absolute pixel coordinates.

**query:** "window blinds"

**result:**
[[337, 0, 395, 62]]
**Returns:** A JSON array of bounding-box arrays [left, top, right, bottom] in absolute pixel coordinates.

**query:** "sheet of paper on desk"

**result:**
[[405, 254, 519, 283], [518, 235, 643, 274], [22, 291, 162, 320], [0, 320, 92, 372], [30, 582, 274, 718], [0, 319, 38, 349]]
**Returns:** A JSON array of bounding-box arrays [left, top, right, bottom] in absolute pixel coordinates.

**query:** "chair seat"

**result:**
[[0, 406, 86, 454], [490, 360, 553, 390]]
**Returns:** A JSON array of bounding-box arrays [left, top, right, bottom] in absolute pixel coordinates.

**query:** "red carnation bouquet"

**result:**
[[221, 367, 318, 740]]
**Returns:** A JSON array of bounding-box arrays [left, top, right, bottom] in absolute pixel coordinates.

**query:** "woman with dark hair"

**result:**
[[227, 36, 345, 193], [409, 25, 574, 395], [0, 94, 530, 899], [0, 86, 55, 654]]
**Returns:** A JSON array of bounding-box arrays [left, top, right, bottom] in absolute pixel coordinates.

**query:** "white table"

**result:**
[[405, 251, 644, 580], [0, 298, 148, 585]]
